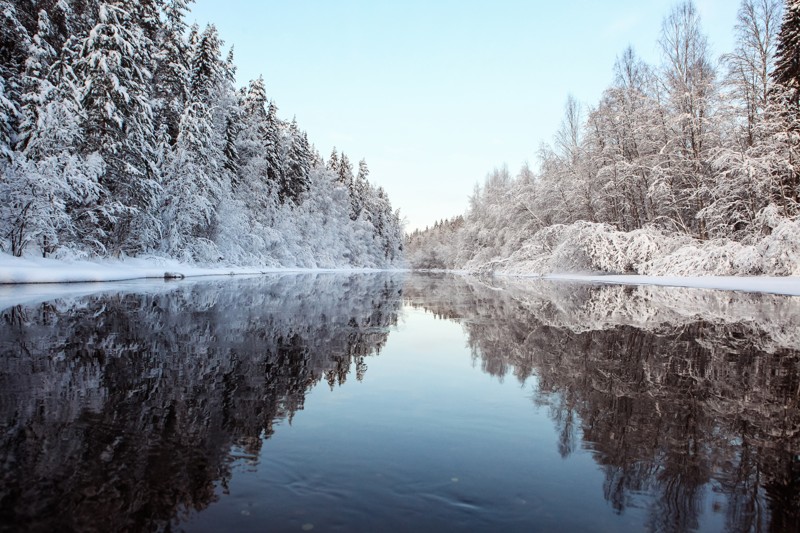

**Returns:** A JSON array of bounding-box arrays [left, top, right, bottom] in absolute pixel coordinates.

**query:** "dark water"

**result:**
[[0, 273, 798, 532]]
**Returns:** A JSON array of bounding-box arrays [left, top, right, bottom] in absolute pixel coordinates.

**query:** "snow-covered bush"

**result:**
[[756, 206, 800, 276], [0, 152, 107, 257], [643, 240, 762, 276], [483, 222, 685, 276], [642, 206, 799, 276]]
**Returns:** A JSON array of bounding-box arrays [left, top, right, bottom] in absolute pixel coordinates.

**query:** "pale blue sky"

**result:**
[[189, 0, 740, 231]]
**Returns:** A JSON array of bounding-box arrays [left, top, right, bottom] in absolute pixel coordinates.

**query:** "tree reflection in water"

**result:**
[[0, 274, 404, 532], [405, 274, 799, 533], [1, 272, 798, 532]]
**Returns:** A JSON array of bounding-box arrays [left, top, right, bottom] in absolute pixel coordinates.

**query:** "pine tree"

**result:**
[[338, 153, 353, 187], [17, 9, 59, 152], [231, 76, 277, 232], [128, 0, 163, 43], [351, 158, 370, 220], [224, 45, 236, 84], [242, 76, 267, 118], [234, 76, 269, 181], [223, 112, 240, 176], [769, 0, 800, 209]]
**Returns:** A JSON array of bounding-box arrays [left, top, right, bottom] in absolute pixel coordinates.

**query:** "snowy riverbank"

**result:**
[[0, 253, 390, 285], [0, 253, 281, 284], [2, 253, 799, 300], [0, 253, 397, 311]]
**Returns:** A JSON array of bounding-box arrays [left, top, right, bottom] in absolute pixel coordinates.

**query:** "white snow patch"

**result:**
[[0, 252, 387, 285]]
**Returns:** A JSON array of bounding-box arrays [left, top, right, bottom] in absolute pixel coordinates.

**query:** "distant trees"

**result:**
[[0, 0, 403, 266], [407, 0, 800, 276]]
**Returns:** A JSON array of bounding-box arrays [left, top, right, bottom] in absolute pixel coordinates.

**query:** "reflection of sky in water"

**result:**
[[195, 307, 624, 533], [1, 273, 798, 532]]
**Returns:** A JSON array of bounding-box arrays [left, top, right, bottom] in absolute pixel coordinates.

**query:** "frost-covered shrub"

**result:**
[[642, 206, 800, 276], [643, 240, 762, 276], [757, 215, 800, 276], [488, 222, 686, 275], [0, 153, 108, 257], [576, 224, 685, 274]]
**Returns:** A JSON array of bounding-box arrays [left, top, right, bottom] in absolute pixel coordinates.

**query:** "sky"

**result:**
[[188, 0, 741, 232]]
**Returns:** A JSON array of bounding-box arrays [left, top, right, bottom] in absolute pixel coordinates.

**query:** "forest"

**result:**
[[407, 0, 800, 277], [0, 0, 404, 268]]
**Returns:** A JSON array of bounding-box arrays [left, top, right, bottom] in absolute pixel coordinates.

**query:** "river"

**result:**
[[1, 273, 798, 532]]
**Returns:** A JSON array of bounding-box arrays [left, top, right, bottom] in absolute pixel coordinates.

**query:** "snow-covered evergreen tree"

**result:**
[[774, 0, 800, 98], [0, 0, 404, 266], [281, 118, 311, 204], [161, 101, 224, 260], [74, 1, 161, 254], [189, 24, 223, 102], [264, 100, 284, 200], [152, 0, 192, 146], [0, 77, 17, 160]]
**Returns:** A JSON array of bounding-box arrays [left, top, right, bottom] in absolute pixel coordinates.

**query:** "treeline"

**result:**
[[408, 0, 800, 276], [0, 0, 403, 266]]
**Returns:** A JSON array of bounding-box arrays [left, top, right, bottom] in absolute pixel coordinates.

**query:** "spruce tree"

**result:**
[[351, 159, 370, 220], [327, 147, 339, 173], [17, 9, 58, 152], [74, 1, 160, 254], [0, 77, 18, 160], [338, 153, 353, 187], [264, 100, 283, 198], [0, 1, 31, 149], [162, 101, 223, 259], [235, 77, 268, 173], [770, 0, 800, 208], [774, 0, 800, 97], [153, 0, 192, 145], [282, 118, 311, 203], [190, 24, 222, 102], [223, 113, 240, 176]]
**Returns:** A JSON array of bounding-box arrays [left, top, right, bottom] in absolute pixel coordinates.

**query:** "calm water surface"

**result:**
[[0, 273, 798, 532]]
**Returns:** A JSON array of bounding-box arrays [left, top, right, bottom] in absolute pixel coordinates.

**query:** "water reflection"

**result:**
[[405, 274, 800, 532], [2, 273, 799, 532], [0, 274, 404, 532]]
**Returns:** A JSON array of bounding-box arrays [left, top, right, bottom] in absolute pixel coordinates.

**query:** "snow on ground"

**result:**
[[0, 253, 289, 284], [2, 252, 799, 314], [0, 253, 386, 285], [0, 253, 397, 311]]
